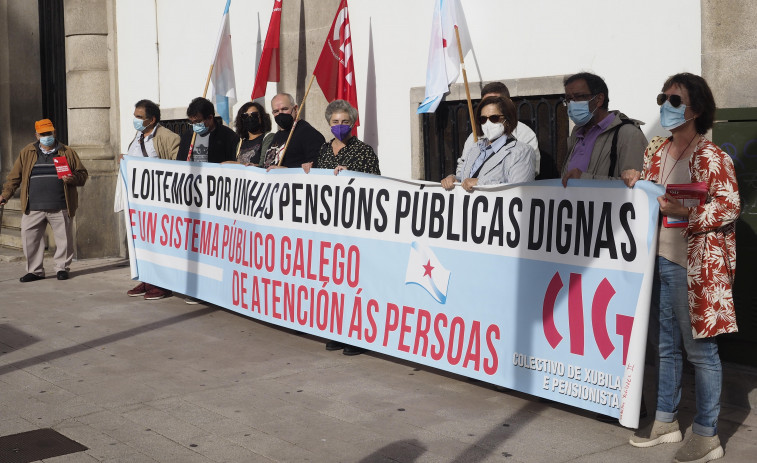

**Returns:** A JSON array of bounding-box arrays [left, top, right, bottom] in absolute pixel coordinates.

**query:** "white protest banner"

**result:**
[[121, 157, 663, 427]]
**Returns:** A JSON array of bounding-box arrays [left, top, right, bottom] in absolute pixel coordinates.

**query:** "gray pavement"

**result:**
[[0, 254, 755, 462]]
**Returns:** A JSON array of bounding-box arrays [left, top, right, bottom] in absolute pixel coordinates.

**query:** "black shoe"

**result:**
[[20, 273, 44, 283], [326, 341, 346, 351], [56, 271, 69, 280], [342, 346, 366, 356]]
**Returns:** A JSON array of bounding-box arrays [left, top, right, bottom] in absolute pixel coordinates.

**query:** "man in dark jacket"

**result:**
[[263, 93, 325, 169], [176, 97, 239, 163], [0, 119, 88, 282]]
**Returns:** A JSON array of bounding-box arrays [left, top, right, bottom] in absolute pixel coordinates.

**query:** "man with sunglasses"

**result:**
[[561, 72, 647, 187], [462, 82, 541, 176]]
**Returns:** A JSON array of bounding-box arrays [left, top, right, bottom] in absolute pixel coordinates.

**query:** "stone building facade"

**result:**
[[1, 0, 756, 259]]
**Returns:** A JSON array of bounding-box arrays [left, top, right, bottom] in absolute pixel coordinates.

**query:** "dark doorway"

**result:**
[[421, 95, 568, 182], [38, 0, 68, 144]]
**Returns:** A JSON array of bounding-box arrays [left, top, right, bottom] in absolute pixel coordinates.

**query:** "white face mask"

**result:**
[[481, 120, 505, 142]]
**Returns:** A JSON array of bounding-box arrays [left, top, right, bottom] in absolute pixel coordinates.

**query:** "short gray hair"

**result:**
[[273, 93, 296, 106], [325, 99, 358, 125]]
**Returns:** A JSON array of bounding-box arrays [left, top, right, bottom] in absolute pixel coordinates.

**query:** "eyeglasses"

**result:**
[[478, 115, 506, 124], [561, 93, 595, 106], [242, 112, 260, 119], [657, 93, 683, 108]]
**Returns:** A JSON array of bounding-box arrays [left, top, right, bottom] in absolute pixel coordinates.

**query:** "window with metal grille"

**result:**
[[421, 95, 569, 181]]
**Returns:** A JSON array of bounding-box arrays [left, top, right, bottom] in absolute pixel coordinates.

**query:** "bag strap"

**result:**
[[608, 118, 637, 177]]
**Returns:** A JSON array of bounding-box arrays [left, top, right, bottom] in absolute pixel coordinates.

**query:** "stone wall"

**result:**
[[701, 0, 757, 108], [279, 0, 340, 137], [0, 0, 43, 181], [64, 0, 121, 258]]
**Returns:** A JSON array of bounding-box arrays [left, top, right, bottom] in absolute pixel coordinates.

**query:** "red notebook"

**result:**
[[663, 182, 707, 228], [53, 156, 72, 179]]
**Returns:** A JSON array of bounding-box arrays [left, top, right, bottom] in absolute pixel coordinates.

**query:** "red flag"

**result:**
[[251, 0, 283, 100], [313, 0, 359, 129]]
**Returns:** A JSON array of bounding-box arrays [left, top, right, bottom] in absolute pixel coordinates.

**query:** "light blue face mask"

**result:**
[[567, 97, 597, 127], [660, 100, 690, 131], [192, 122, 209, 135], [133, 117, 148, 132], [39, 135, 55, 146]]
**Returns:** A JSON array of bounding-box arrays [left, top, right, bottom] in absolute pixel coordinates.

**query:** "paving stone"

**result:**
[[0, 257, 754, 462]]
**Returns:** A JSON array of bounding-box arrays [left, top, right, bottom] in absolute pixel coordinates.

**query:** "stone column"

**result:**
[[64, 0, 120, 258], [279, 0, 340, 137], [0, 1, 43, 181], [701, 0, 757, 107]]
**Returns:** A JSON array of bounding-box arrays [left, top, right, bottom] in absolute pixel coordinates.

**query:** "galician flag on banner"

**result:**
[[251, 0, 283, 101], [417, 0, 471, 113], [405, 241, 451, 304], [208, 0, 237, 124], [313, 0, 359, 130]]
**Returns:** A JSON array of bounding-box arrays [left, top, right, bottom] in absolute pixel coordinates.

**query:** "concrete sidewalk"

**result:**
[[0, 256, 755, 462]]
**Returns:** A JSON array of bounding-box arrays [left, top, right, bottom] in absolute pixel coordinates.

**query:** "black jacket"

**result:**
[[177, 122, 240, 163], [269, 120, 326, 168]]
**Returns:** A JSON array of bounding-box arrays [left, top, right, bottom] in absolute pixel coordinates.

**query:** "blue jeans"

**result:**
[[650, 257, 721, 437]]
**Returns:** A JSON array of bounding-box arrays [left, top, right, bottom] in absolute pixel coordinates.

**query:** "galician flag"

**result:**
[[251, 0, 283, 101], [405, 241, 451, 304], [417, 0, 471, 113], [208, 0, 237, 124]]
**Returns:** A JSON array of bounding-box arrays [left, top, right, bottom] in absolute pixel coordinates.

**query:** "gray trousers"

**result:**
[[21, 209, 74, 276]]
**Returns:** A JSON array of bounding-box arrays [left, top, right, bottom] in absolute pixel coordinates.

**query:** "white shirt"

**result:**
[[126, 125, 160, 158], [463, 122, 541, 175]]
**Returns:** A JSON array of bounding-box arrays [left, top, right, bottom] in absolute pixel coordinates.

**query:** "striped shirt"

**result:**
[[28, 143, 66, 211]]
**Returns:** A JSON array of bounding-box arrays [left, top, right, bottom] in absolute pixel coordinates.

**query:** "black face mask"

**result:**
[[274, 113, 294, 131], [244, 115, 262, 134]]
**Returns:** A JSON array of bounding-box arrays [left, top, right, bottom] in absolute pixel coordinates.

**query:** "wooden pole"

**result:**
[[277, 74, 316, 166], [187, 63, 216, 161], [454, 26, 476, 142]]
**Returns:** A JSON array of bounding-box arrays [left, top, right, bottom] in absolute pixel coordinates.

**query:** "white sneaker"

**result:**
[[629, 419, 682, 448]]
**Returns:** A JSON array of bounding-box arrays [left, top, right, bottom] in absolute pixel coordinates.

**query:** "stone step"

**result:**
[[0, 226, 22, 249], [0, 244, 24, 262], [0, 207, 22, 229], [3, 197, 22, 211]]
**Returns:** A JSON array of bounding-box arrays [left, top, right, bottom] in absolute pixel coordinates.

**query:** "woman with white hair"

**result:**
[[303, 99, 380, 176]]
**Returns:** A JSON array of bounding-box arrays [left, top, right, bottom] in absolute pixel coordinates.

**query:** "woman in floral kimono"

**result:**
[[622, 73, 739, 463]]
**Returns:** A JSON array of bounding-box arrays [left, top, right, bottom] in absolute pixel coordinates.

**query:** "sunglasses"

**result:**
[[657, 93, 683, 108], [478, 115, 506, 125]]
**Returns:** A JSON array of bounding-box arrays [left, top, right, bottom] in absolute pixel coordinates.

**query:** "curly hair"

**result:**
[[234, 101, 272, 137]]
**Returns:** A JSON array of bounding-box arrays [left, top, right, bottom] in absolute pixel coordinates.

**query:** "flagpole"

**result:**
[[187, 63, 216, 161], [454, 25, 476, 142], [277, 74, 316, 166]]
